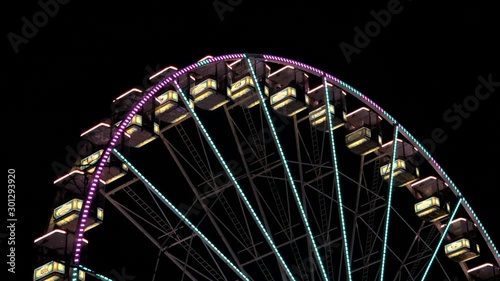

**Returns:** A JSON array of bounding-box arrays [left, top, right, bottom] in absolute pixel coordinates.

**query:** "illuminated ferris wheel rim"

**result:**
[[70, 53, 499, 271]]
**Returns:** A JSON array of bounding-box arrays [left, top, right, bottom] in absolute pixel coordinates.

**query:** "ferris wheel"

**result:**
[[33, 54, 499, 281]]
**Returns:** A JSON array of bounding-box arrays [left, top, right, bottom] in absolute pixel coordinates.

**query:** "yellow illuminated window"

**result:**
[[271, 87, 296, 105], [130, 115, 142, 126], [311, 117, 327, 126], [54, 199, 83, 220], [346, 127, 371, 144], [34, 261, 65, 280], [445, 238, 471, 254], [191, 78, 217, 97], [78, 270, 85, 280], [157, 90, 178, 104], [155, 103, 175, 115], [231, 76, 253, 92], [80, 150, 103, 170], [154, 122, 160, 135], [414, 197, 440, 213], [309, 105, 335, 121], [380, 159, 406, 177], [97, 207, 104, 221], [114, 114, 142, 129], [193, 91, 213, 103]]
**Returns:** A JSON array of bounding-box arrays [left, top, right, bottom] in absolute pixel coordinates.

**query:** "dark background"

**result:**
[[4, 0, 499, 280]]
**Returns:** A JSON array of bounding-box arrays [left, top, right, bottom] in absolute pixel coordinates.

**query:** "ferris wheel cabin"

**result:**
[[226, 59, 270, 108], [152, 89, 192, 124], [306, 83, 347, 132], [53, 149, 127, 193], [34, 260, 86, 281], [379, 139, 420, 187], [35, 54, 500, 281], [34, 229, 89, 264], [179, 59, 230, 111], [442, 218, 481, 263], [468, 263, 500, 281], [411, 176, 451, 222], [267, 65, 308, 117], [37, 119, 118, 280], [53, 198, 103, 232], [112, 89, 160, 148], [146, 66, 193, 124], [344, 107, 382, 155]]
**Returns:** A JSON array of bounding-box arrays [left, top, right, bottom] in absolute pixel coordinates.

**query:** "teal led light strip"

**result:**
[[113, 149, 250, 281], [246, 56, 329, 281], [323, 78, 353, 281], [328, 76, 498, 262], [77, 265, 114, 281], [172, 81, 296, 280], [398, 126, 499, 261], [420, 198, 463, 281], [380, 125, 399, 281], [462, 198, 499, 259]]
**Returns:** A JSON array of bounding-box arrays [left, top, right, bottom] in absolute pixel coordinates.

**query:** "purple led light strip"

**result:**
[[264, 54, 498, 263], [71, 53, 498, 270], [71, 54, 244, 265]]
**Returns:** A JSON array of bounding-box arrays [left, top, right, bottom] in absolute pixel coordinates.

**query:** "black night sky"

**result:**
[[5, 0, 499, 280]]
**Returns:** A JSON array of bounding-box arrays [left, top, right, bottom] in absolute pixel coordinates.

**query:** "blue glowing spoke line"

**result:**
[[398, 126, 499, 262], [172, 80, 297, 281], [112, 149, 250, 281], [323, 77, 353, 281], [420, 198, 463, 281], [462, 198, 499, 260], [245, 55, 329, 281], [77, 265, 114, 281], [380, 125, 399, 281], [333, 78, 498, 263]]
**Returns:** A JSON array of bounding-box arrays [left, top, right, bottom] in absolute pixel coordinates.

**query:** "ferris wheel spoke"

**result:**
[[245, 56, 329, 281], [113, 149, 251, 281], [398, 127, 500, 266], [380, 124, 400, 281], [99, 189, 199, 281], [293, 114, 323, 280], [222, 105, 277, 243], [420, 198, 463, 281], [39, 54, 499, 281], [349, 155, 365, 247], [390, 220, 427, 281], [158, 132, 246, 271], [322, 76, 354, 281], [172, 79, 297, 281]]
